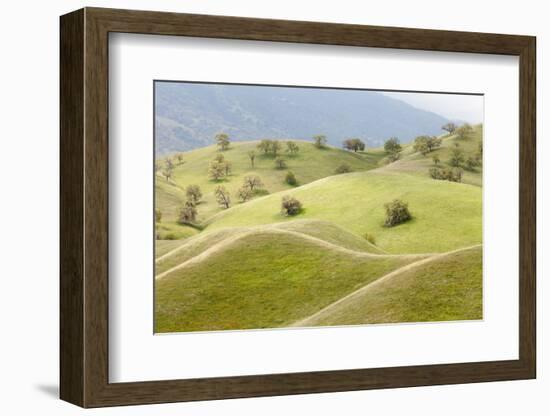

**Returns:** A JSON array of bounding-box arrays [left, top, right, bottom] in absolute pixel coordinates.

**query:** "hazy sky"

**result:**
[[382, 91, 484, 124]]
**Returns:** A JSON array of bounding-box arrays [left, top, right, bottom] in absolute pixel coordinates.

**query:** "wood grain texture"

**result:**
[[59, 7, 537, 408], [59, 8, 84, 406]]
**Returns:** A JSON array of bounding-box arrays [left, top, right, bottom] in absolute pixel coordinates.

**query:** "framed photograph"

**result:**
[[60, 7, 536, 408]]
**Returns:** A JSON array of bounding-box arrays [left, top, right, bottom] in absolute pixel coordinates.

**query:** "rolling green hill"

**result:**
[[293, 245, 482, 327], [155, 229, 427, 333], [154, 124, 484, 333], [155, 140, 384, 239], [156, 220, 387, 276], [204, 169, 482, 254]]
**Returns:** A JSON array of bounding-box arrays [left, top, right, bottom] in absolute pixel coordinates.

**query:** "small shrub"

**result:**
[[429, 167, 462, 183], [465, 156, 478, 171], [449, 168, 463, 183], [285, 171, 297, 186], [384, 199, 412, 227], [364, 233, 376, 245], [164, 233, 177, 240], [335, 163, 352, 174], [387, 152, 400, 163], [281, 196, 302, 216], [178, 205, 197, 225], [448, 144, 465, 167], [155, 208, 162, 223]]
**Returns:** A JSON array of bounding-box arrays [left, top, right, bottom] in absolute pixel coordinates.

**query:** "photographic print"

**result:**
[[154, 81, 483, 334]]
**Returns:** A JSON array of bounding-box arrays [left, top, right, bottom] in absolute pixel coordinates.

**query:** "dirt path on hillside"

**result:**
[[290, 244, 482, 327], [155, 227, 430, 280]]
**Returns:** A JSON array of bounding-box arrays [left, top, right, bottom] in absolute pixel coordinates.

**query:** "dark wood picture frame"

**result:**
[[60, 7, 536, 408]]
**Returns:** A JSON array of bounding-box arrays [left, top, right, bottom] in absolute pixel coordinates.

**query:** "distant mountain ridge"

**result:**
[[154, 82, 450, 156]]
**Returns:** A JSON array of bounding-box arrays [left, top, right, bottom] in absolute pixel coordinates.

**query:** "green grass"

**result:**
[[299, 245, 482, 326], [156, 140, 384, 224], [155, 240, 188, 257], [155, 220, 385, 274], [155, 231, 420, 333], [204, 169, 482, 254], [154, 127, 483, 333]]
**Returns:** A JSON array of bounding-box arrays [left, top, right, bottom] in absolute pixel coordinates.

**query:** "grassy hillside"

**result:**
[[379, 124, 483, 186], [154, 124, 484, 333], [155, 230, 425, 333], [204, 169, 482, 254], [155, 140, 383, 226], [294, 245, 482, 327], [156, 220, 387, 275]]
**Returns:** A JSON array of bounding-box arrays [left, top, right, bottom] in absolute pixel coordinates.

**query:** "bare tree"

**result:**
[[247, 150, 256, 168], [224, 160, 232, 176], [442, 122, 457, 135], [275, 158, 287, 169], [271, 140, 282, 157], [243, 175, 263, 192], [215, 186, 231, 209], [286, 141, 300, 155], [257, 139, 272, 154], [237, 186, 253, 202]]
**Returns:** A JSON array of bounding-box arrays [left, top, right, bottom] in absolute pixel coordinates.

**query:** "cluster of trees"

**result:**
[[429, 166, 463, 183], [442, 122, 473, 139], [178, 184, 204, 225], [257, 139, 282, 156], [236, 175, 264, 203], [428, 136, 481, 182], [456, 123, 473, 140], [384, 199, 412, 227], [384, 137, 402, 162], [413, 135, 442, 155]]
